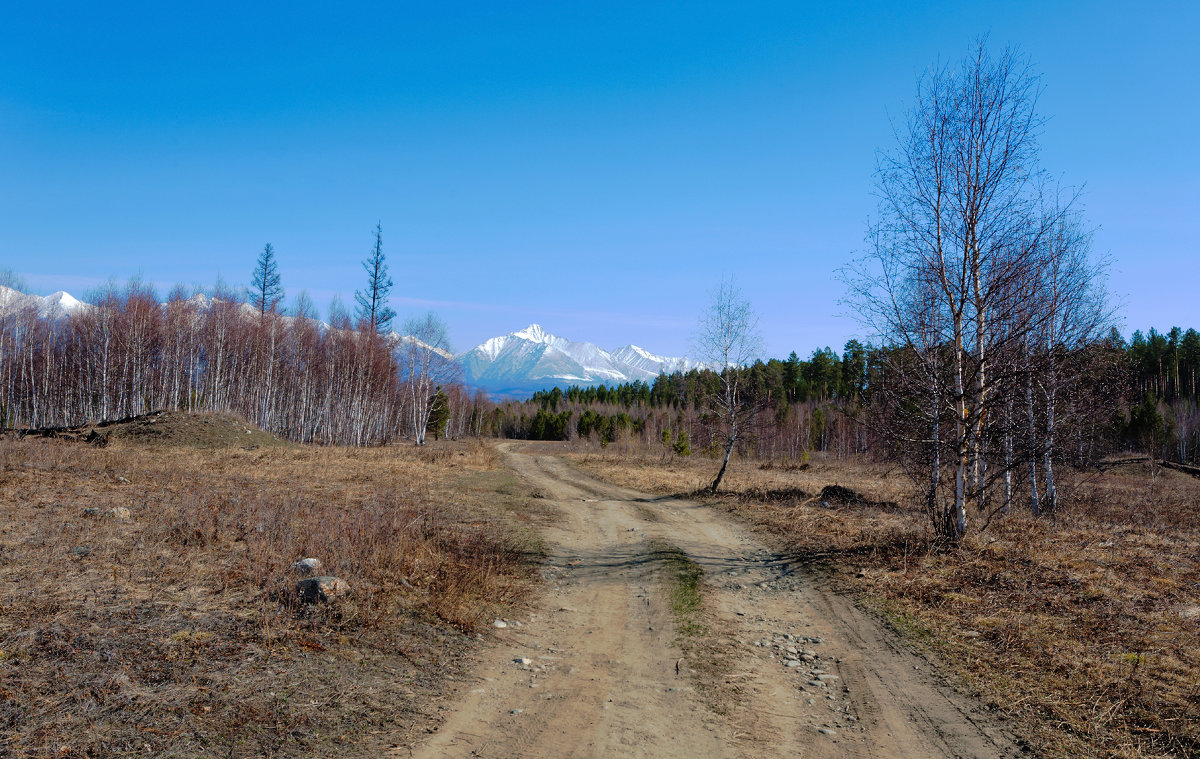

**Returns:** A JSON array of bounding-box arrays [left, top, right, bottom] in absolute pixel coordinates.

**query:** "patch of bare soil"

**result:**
[[18, 409, 287, 449], [408, 444, 1022, 758], [0, 430, 545, 757]]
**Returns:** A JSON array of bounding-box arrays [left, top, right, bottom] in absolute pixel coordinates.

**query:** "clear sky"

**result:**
[[2, 1, 1196, 358]]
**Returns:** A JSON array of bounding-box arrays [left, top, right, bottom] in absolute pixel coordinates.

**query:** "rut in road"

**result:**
[[405, 446, 1023, 759]]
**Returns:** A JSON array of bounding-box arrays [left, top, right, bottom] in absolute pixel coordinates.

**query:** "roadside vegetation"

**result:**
[[0, 413, 546, 757], [573, 447, 1200, 758], [650, 540, 706, 639], [646, 538, 741, 720]]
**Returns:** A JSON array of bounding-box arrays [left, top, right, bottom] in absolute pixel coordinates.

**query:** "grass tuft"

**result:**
[[650, 540, 706, 638]]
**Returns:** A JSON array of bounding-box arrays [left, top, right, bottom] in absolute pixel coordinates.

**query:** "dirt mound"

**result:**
[[100, 410, 286, 448], [22, 410, 287, 449], [819, 484, 899, 511], [820, 484, 866, 504]]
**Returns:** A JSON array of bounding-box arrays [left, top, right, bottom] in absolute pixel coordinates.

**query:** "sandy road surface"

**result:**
[[406, 446, 1023, 758]]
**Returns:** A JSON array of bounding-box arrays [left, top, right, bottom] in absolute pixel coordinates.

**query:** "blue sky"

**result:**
[[2, 2, 1196, 358]]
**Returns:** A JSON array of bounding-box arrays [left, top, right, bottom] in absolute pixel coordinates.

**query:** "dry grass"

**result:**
[[571, 449, 1200, 759], [0, 413, 548, 757]]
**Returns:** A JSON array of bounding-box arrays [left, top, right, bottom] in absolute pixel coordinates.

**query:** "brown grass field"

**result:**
[[5, 413, 1199, 758], [0, 413, 549, 757], [570, 447, 1200, 759]]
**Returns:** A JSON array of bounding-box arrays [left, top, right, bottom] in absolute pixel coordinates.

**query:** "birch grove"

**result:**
[[0, 282, 442, 446], [845, 40, 1112, 540]]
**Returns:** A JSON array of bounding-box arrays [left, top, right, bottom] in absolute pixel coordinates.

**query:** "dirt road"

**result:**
[[407, 446, 1022, 758]]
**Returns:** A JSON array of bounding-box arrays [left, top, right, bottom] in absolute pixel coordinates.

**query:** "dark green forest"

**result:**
[[477, 328, 1200, 467]]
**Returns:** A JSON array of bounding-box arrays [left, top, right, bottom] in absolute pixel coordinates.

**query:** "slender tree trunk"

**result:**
[[952, 317, 968, 539], [1042, 357, 1058, 516], [711, 425, 736, 493], [1002, 392, 1013, 515], [1026, 352, 1041, 517], [929, 372, 941, 528]]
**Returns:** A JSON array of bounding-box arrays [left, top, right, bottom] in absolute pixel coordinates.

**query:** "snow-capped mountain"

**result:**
[[0, 285, 90, 320], [0, 286, 694, 397], [610, 344, 701, 377], [460, 324, 694, 396]]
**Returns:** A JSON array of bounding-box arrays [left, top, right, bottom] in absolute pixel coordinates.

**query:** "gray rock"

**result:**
[[69, 546, 92, 558], [82, 507, 101, 517], [818, 728, 836, 736], [295, 576, 350, 604], [494, 619, 508, 628], [291, 558, 323, 575], [785, 659, 802, 668]]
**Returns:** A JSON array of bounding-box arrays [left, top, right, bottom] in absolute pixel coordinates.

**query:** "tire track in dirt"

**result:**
[[404, 445, 1024, 758]]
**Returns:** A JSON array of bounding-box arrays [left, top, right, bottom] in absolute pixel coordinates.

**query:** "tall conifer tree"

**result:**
[[355, 223, 396, 333]]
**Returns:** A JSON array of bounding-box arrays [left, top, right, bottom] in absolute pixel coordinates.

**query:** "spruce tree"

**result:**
[[249, 243, 284, 316], [355, 223, 396, 333]]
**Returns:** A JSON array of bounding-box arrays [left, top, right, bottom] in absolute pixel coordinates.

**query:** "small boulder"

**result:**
[[295, 576, 350, 604], [291, 558, 323, 576], [493, 619, 508, 628], [81, 507, 101, 517]]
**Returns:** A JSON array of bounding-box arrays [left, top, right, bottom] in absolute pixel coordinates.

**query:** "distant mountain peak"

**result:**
[[0, 285, 90, 319], [614, 344, 663, 361], [512, 324, 555, 343]]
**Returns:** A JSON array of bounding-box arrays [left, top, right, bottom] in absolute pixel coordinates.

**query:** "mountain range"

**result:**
[[460, 324, 699, 397], [0, 286, 695, 397]]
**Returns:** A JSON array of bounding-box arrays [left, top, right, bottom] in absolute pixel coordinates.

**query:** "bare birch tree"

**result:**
[[694, 278, 762, 492], [399, 312, 460, 445], [844, 39, 1110, 540]]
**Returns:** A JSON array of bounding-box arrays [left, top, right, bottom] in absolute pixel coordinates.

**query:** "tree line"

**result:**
[[0, 227, 460, 445], [475, 324, 1195, 499]]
